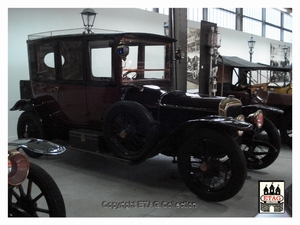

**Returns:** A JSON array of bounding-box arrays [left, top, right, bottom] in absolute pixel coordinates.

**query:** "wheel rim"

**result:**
[[109, 111, 150, 157], [9, 180, 50, 217], [186, 139, 231, 192], [242, 129, 279, 169]]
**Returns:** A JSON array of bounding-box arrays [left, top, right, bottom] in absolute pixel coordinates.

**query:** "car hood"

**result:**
[[123, 84, 224, 112]]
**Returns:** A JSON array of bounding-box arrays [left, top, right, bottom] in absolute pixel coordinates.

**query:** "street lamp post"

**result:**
[[248, 35, 256, 62]]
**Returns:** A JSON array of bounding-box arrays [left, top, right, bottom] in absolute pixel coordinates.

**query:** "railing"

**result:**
[[28, 28, 122, 40]]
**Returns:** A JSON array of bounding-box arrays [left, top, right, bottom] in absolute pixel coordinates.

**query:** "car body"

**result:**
[[10, 29, 280, 201]]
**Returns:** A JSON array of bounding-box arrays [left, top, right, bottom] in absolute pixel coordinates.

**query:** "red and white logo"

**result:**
[[259, 181, 285, 214]]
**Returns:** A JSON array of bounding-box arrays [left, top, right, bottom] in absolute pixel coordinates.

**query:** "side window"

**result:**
[[144, 45, 165, 79], [35, 43, 56, 81], [60, 41, 83, 81], [89, 40, 113, 80], [124, 46, 138, 69]]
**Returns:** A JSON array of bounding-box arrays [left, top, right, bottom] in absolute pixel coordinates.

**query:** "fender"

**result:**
[[271, 105, 292, 128], [242, 104, 284, 115], [10, 98, 53, 128], [134, 116, 253, 163], [10, 98, 43, 111], [187, 115, 253, 131]]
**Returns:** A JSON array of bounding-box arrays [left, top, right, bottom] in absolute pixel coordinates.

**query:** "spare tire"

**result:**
[[103, 101, 157, 162]]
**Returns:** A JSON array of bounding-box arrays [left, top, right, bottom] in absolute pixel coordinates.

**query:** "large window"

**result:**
[[266, 25, 281, 41], [140, 8, 292, 43], [207, 8, 235, 30], [243, 8, 262, 20], [243, 17, 262, 36], [266, 8, 281, 26]]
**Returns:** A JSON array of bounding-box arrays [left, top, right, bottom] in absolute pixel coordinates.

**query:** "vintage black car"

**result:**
[[217, 56, 292, 148], [10, 29, 280, 201]]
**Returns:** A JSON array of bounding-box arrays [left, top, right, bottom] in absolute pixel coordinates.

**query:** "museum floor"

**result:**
[[23, 140, 292, 217]]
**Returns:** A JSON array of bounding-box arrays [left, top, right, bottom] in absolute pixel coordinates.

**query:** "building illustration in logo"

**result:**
[[259, 181, 285, 214]]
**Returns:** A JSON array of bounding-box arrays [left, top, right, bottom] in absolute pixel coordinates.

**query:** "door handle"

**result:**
[[53, 86, 59, 92]]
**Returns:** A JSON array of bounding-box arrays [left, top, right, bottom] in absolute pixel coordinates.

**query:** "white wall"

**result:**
[[188, 20, 293, 64], [8, 8, 292, 140]]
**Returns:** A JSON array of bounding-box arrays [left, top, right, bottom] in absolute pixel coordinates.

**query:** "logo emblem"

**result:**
[[259, 180, 285, 214]]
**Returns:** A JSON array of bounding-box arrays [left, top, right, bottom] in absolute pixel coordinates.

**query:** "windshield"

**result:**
[[232, 68, 292, 87], [121, 42, 172, 82]]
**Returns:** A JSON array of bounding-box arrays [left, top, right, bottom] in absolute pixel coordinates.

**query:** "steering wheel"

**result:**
[[122, 71, 137, 80]]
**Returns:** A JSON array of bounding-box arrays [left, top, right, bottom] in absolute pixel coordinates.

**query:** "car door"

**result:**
[[29, 41, 60, 114], [85, 40, 120, 128], [56, 40, 88, 125]]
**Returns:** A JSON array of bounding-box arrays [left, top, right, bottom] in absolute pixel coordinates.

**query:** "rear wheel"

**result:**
[[177, 128, 247, 202], [17, 111, 45, 158]]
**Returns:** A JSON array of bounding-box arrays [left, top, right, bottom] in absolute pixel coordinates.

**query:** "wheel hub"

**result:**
[[119, 130, 127, 138], [200, 162, 208, 172]]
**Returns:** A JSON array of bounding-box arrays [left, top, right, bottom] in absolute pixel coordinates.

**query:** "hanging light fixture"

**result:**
[[208, 27, 221, 48], [81, 8, 97, 34], [163, 21, 169, 36]]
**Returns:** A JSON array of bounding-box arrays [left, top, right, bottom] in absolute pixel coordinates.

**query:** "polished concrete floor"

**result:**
[[22, 140, 292, 218]]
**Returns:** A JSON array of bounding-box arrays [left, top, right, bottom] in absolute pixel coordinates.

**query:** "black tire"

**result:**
[[177, 128, 247, 202], [103, 101, 157, 162], [280, 111, 292, 148], [8, 162, 66, 217], [17, 111, 45, 158], [242, 117, 281, 170]]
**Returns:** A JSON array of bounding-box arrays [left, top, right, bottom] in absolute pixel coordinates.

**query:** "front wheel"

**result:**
[[177, 128, 247, 202], [8, 162, 66, 217], [280, 111, 292, 148], [242, 117, 281, 170]]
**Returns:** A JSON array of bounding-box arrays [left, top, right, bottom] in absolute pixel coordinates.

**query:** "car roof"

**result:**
[[27, 28, 177, 44]]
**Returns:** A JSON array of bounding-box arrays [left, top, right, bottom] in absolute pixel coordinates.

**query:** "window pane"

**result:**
[[283, 13, 292, 30], [188, 8, 203, 22], [124, 46, 138, 69], [158, 8, 169, 15], [60, 41, 83, 80], [36, 43, 56, 80], [243, 17, 262, 36], [243, 8, 262, 20], [266, 8, 280, 26], [208, 8, 235, 30], [222, 8, 235, 12], [266, 25, 280, 41], [283, 30, 292, 43], [91, 48, 112, 78], [145, 46, 165, 79], [89, 41, 113, 80]]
